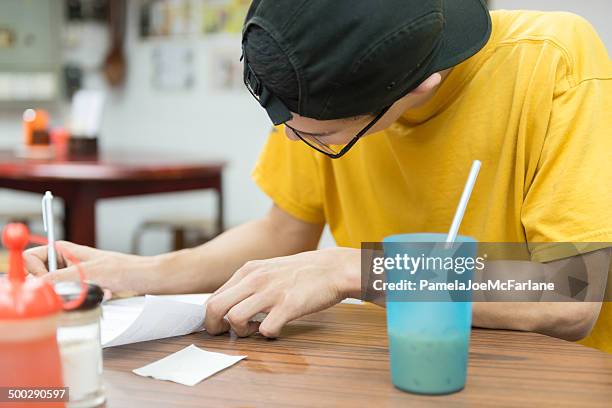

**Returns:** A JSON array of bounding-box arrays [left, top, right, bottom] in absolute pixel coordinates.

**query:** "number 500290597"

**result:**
[[1, 387, 69, 402]]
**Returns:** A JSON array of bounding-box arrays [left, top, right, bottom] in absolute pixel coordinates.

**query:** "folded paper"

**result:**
[[101, 294, 210, 347], [132, 344, 246, 386]]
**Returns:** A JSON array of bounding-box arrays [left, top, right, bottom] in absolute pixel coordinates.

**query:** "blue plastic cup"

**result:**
[[383, 233, 477, 394]]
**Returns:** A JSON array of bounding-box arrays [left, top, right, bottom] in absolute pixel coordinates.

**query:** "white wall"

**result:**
[[1, 1, 610, 253], [93, 30, 275, 253], [0, 2, 274, 254], [490, 0, 612, 47]]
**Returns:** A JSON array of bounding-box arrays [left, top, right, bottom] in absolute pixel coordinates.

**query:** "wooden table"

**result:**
[[0, 149, 226, 247], [0, 250, 6, 274], [104, 303, 612, 407]]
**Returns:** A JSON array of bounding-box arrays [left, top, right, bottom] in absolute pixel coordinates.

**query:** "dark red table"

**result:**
[[0, 149, 226, 247]]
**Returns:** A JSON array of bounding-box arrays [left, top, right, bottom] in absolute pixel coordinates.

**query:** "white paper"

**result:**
[[132, 344, 246, 386], [101, 293, 355, 348], [341, 298, 364, 305], [101, 294, 210, 348]]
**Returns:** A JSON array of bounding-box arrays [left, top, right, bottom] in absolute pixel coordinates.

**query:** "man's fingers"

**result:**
[[258, 307, 291, 338], [244, 321, 261, 337], [24, 241, 94, 274], [54, 241, 97, 264], [103, 288, 113, 301], [226, 295, 271, 337], [24, 249, 51, 276], [205, 283, 254, 335], [41, 266, 81, 283]]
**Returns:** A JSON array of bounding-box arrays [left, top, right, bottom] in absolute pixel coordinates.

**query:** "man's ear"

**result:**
[[411, 72, 442, 95]]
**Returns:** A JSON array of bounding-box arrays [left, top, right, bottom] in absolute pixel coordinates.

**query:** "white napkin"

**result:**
[[132, 344, 246, 386]]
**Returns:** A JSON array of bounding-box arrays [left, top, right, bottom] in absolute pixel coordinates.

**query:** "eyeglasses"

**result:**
[[243, 54, 389, 158], [284, 106, 390, 159]]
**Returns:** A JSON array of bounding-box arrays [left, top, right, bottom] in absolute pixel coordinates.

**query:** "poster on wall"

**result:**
[[202, 0, 250, 34], [208, 43, 242, 91], [139, 0, 250, 38], [152, 45, 196, 90]]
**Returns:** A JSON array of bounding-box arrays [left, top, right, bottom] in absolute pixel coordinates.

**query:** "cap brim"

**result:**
[[431, 0, 492, 72]]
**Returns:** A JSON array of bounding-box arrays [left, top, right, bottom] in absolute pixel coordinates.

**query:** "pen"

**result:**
[[42, 191, 57, 272]]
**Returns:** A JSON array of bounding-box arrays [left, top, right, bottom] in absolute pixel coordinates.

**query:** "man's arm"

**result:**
[[25, 204, 324, 296], [153, 204, 324, 294], [359, 248, 610, 341], [472, 248, 610, 341], [472, 301, 602, 342]]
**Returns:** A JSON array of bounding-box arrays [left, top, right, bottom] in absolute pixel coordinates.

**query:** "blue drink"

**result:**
[[383, 233, 476, 394]]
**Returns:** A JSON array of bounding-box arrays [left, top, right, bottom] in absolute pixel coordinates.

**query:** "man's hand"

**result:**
[[204, 247, 361, 338], [22, 205, 325, 299], [24, 242, 149, 297]]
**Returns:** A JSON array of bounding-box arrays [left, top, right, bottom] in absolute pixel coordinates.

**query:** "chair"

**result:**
[[0, 211, 63, 248], [131, 216, 220, 254], [0, 211, 41, 228]]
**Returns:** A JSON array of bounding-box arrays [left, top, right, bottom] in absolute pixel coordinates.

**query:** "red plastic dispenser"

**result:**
[[0, 223, 85, 408]]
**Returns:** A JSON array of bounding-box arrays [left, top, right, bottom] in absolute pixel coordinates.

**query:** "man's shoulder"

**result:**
[[490, 10, 597, 47], [488, 10, 611, 85]]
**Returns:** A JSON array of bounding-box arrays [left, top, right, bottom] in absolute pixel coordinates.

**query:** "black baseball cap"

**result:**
[[242, 0, 492, 125]]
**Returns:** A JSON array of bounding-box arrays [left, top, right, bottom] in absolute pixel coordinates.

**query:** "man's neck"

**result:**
[[411, 68, 453, 109]]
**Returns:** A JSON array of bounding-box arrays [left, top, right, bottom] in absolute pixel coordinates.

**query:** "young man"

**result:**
[[26, 1, 612, 352]]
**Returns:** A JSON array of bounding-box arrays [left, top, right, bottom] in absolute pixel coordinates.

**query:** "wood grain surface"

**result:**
[[0, 251, 6, 274], [103, 303, 612, 407]]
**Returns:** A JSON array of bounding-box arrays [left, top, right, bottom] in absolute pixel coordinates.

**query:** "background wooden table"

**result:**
[[0, 251, 6, 274], [0, 149, 226, 247], [104, 303, 612, 407]]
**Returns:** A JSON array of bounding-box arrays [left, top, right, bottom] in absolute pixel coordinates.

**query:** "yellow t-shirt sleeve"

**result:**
[[522, 13, 612, 254], [521, 78, 612, 251], [252, 126, 326, 224]]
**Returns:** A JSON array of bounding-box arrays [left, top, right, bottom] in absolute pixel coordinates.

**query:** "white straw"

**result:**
[[446, 160, 481, 244]]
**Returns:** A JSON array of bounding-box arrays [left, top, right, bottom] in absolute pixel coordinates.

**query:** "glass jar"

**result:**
[[55, 282, 105, 408]]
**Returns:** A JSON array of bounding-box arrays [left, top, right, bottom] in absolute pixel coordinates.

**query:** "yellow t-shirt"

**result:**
[[252, 11, 612, 352]]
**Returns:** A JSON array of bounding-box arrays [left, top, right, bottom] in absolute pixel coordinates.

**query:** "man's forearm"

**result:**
[[144, 208, 323, 295], [362, 248, 609, 341], [472, 301, 603, 341], [472, 249, 610, 340]]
